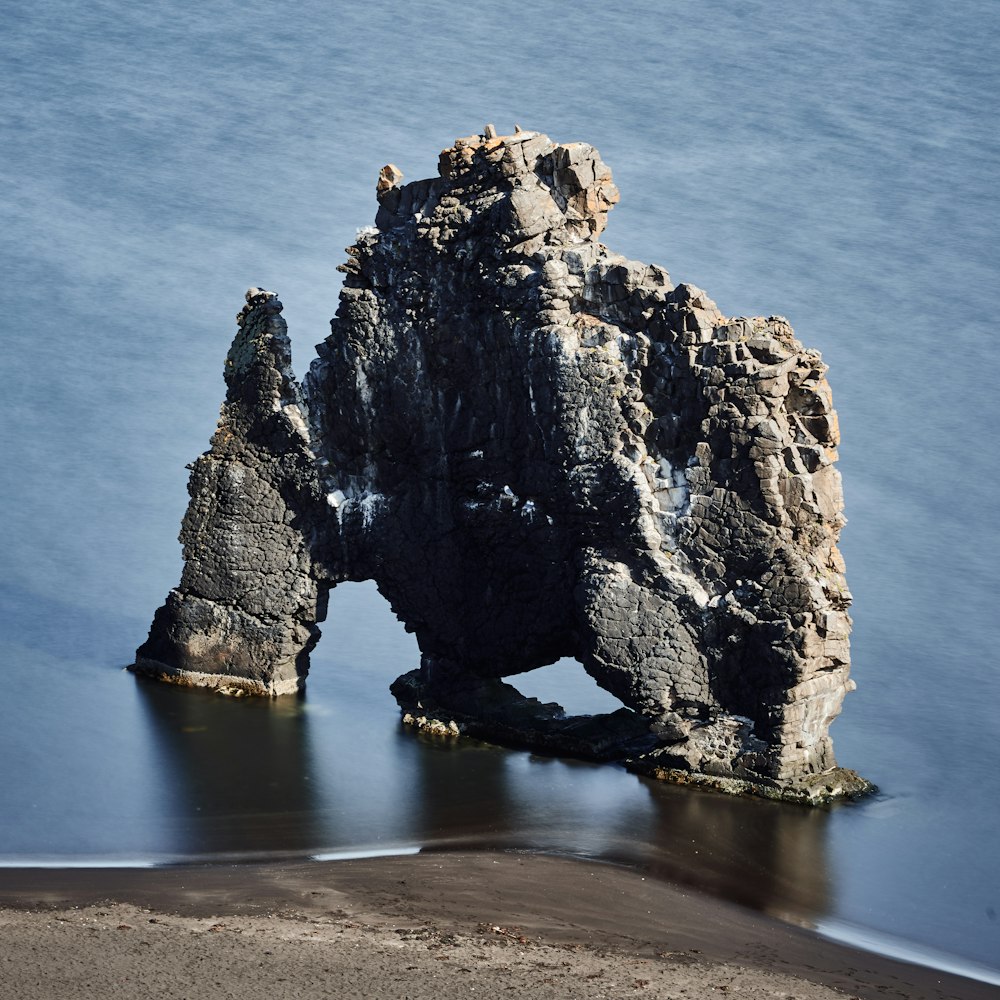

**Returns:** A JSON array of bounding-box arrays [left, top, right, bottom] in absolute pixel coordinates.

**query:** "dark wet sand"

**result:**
[[1, 851, 994, 999]]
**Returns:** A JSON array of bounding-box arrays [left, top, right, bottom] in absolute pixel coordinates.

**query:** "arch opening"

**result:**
[[508, 656, 626, 718]]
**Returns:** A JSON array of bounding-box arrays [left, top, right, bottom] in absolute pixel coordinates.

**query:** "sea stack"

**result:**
[[134, 128, 871, 803]]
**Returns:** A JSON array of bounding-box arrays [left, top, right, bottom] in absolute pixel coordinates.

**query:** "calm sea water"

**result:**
[[2, 0, 999, 979]]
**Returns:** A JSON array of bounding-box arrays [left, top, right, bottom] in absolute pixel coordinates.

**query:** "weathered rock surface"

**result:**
[[134, 128, 872, 802], [136, 289, 329, 696]]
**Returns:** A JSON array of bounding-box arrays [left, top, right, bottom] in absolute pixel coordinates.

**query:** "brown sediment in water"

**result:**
[[0, 851, 992, 1000]]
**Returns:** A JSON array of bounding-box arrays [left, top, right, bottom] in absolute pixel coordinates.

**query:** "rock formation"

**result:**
[[134, 128, 872, 803]]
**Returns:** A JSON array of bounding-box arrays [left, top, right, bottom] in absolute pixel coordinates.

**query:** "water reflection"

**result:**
[[628, 777, 832, 919], [134, 678, 324, 857], [133, 652, 834, 927], [403, 732, 521, 842], [508, 758, 832, 922], [397, 723, 832, 924], [133, 657, 832, 925]]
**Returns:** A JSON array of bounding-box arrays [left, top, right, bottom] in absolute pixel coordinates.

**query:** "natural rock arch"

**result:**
[[134, 128, 871, 803]]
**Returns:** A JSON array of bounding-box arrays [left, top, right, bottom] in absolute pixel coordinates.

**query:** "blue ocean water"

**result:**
[[2, 0, 998, 977]]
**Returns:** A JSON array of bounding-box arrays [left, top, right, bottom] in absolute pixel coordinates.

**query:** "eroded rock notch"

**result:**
[[134, 128, 871, 803]]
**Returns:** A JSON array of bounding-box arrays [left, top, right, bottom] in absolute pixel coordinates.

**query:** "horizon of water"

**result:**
[[2, 0, 998, 980]]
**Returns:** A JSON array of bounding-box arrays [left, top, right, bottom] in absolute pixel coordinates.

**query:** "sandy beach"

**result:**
[[0, 851, 993, 1000]]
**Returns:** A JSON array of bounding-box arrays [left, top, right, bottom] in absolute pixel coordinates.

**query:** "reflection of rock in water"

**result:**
[[626, 777, 832, 920], [134, 126, 871, 804], [133, 679, 323, 857], [399, 726, 523, 846]]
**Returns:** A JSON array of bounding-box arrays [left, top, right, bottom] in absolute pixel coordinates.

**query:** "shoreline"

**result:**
[[1, 850, 995, 999]]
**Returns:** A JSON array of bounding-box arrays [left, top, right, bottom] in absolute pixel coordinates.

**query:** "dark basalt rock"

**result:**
[[134, 128, 873, 803]]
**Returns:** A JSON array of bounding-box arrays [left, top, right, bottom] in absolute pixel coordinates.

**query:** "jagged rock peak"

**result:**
[[370, 127, 620, 248], [134, 129, 872, 804]]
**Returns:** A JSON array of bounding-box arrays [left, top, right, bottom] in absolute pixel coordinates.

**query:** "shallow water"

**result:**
[[2, 0, 999, 978]]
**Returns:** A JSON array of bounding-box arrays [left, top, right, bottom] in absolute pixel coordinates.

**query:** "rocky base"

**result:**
[[624, 756, 874, 805], [129, 657, 303, 697], [390, 670, 874, 805]]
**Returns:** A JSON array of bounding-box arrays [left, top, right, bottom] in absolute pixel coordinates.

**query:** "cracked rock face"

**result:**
[[134, 129, 871, 802]]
